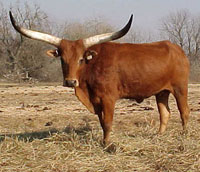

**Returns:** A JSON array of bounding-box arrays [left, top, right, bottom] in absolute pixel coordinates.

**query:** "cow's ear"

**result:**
[[46, 49, 60, 58], [84, 50, 98, 61]]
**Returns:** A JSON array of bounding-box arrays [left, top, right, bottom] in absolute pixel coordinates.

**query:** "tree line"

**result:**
[[0, 2, 199, 82]]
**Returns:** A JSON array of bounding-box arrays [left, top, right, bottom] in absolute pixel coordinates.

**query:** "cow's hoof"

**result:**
[[103, 143, 117, 153]]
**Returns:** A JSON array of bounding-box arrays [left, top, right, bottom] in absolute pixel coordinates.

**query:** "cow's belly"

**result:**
[[119, 78, 170, 100]]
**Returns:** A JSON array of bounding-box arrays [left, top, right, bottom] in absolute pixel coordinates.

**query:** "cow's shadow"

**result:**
[[0, 124, 93, 142]]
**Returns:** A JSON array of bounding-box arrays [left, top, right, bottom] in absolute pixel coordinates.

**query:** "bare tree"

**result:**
[[123, 26, 156, 44], [188, 16, 200, 59], [61, 16, 114, 40], [160, 9, 200, 82], [0, 2, 61, 81], [161, 10, 190, 48], [160, 9, 200, 60]]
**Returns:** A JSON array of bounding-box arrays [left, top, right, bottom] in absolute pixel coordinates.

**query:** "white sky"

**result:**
[[1, 0, 200, 33]]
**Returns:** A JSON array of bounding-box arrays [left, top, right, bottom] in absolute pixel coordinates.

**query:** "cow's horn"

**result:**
[[9, 11, 62, 47], [83, 14, 133, 48]]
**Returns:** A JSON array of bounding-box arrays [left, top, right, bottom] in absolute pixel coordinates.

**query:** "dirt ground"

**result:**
[[0, 83, 199, 172]]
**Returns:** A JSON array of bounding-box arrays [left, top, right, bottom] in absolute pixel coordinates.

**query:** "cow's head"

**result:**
[[9, 11, 133, 87]]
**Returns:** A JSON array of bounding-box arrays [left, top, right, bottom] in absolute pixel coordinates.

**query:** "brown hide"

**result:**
[[77, 41, 189, 101], [74, 40, 190, 144]]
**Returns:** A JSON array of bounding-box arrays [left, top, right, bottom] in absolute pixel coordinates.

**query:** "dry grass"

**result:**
[[0, 83, 200, 172]]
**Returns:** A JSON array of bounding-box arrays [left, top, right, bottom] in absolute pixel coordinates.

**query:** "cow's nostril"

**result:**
[[63, 79, 78, 87], [72, 79, 79, 87], [73, 80, 77, 85]]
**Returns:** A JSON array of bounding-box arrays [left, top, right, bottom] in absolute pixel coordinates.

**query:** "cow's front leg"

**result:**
[[98, 97, 115, 145]]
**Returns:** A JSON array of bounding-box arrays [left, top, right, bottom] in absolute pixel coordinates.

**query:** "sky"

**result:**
[[1, 0, 200, 33]]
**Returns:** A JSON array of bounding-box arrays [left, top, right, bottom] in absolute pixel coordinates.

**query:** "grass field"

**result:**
[[0, 83, 199, 172]]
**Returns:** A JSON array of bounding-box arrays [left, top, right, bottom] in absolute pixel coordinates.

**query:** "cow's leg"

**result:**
[[97, 97, 115, 145], [156, 90, 171, 133], [174, 87, 190, 130]]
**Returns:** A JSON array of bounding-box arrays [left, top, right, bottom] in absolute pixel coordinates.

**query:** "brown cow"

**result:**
[[10, 12, 190, 145]]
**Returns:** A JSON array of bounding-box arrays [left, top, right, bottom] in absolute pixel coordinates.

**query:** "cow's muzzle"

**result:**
[[63, 79, 79, 87]]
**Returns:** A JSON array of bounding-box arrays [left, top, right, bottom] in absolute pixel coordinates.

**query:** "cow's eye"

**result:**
[[55, 49, 61, 57], [79, 58, 85, 65]]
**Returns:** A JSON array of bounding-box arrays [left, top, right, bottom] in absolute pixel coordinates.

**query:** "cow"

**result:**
[[9, 11, 190, 145]]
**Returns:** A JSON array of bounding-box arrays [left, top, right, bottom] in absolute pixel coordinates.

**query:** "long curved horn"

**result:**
[[9, 11, 62, 47], [83, 14, 133, 48]]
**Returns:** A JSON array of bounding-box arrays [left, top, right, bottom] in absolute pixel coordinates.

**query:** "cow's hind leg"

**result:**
[[156, 90, 171, 133], [174, 87, 190, 130]]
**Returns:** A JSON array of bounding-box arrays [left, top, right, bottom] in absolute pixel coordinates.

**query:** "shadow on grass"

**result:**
[[0, 124, 93, 142]]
